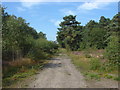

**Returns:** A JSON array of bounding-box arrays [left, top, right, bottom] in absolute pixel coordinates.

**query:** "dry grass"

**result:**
[[67, 52, 90, 72], [3, 58, 49, 87], [9, 58, 36, 67]]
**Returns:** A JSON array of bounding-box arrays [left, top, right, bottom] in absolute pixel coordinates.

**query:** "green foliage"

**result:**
[[83, 72, 100, 80], [57, 15, 82, 51], [114, 77, 120, 81], [57, 15, 111, 51], [99, 63, 114, 72], [3, 66, 21, 78], [84, 20, 98, 30], [106, 13, 120, 32], [65, 49, 118, 81], [103, 74, 113, 79], [2, 7, 58, 62], [3, 69, 37, 87], [57, 13, 119, 67], [85, 54, 92, 58], [67, 51, 90, 72], [2, 7, 58, 87], [27, 48, 48, 60], [90, 58, 101, 70], [2, 9, 39, 61], [105, 33, 120, 66], [38, 32, 47, 39], [99, 16, 111, 28], [27, 39, 58, 60], [81, 27, 107, 49]]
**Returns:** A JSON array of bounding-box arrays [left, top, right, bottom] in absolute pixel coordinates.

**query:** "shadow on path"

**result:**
[[44, 58, 62, 69]]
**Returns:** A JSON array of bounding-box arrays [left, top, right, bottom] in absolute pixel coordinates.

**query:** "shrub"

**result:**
[[105, 33, 120, 66], [27, 39, 58, 60], [27, 48, 48, 60]]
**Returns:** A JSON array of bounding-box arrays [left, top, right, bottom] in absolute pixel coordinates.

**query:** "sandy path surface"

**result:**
[[9, 54, 118, 88], [26, 54, 87, 88]]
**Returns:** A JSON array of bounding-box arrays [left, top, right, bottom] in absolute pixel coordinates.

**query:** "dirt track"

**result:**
[[10, 54, 118, 88], [27, 54, 87, 88]]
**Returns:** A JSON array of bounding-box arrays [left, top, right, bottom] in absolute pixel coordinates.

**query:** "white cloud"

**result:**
[[17, 7, 26, 12], [78, 2, 99, 10], [21, 2, 40, 8], [16, 2, 40, 12], [65, 10, 75, 15], [60, 9, 76, 15], [17, 0, 43, 8], [50, 19, 62, 27], [60, 0, 118, 15], [77, 0, 119, 10]]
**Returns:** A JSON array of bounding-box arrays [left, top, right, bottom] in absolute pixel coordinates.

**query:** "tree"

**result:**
[[81, 20, 99, 49], [106, 13, 120, 32], [104, 13, 120, 66], [57, 15, 82, 50], [2, 7, 58, 62], [38, 32, 47, 39], [105, 32, 120, 66], [84, 20, 98, 30], [99, 16, 111, 28]]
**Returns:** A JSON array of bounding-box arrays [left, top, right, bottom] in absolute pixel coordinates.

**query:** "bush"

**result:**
[[27, 48, 48, 60], [105, 33, 120, 66], [27, 39, 58, 60]]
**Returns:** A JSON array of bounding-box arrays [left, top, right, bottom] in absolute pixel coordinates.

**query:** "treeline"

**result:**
[[57, 14, 120, 66], [2, 7, 58, 62]]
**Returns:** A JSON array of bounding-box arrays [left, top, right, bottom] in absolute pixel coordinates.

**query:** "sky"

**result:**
[[2, 1, 118, 41]]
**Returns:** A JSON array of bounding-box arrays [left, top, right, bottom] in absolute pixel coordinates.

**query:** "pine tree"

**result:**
[[57, 15, 82, 50]]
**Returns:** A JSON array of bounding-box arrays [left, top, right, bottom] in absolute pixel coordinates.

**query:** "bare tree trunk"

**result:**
[[12, 51, 14, 61], [16, 50, 19, 60], [19, 50, 22, 60], [12, 46, 14, 61]]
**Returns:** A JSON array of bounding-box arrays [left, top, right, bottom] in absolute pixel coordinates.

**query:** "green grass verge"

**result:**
[[65, 49, 119, 81]]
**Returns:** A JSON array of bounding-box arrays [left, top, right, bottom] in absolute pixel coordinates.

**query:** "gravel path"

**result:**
[[27, 54, 87, 88], [9, 53, 118, 88]]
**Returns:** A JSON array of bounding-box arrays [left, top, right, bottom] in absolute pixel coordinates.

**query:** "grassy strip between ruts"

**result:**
[[3, 59, 49, 87], [63, 49, 119, 81]]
